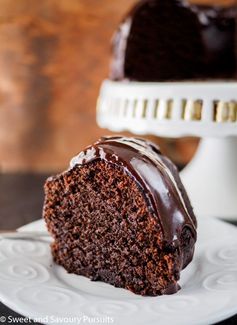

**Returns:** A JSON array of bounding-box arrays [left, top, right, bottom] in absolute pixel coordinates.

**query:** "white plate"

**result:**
[[0, 218, 237, 325]]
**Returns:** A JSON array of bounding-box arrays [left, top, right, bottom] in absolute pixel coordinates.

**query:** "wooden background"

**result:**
[[0, 0, 235, 172]]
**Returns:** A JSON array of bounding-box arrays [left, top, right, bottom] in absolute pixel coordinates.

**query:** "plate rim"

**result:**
[[0, 217, 235, 325]]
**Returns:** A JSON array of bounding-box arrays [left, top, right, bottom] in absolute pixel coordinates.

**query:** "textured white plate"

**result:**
[[0, 218, 237, 325]]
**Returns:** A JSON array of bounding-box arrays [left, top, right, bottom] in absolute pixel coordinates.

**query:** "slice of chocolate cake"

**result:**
[[110, 0, 237, 81], [43, 136, 197, 296]]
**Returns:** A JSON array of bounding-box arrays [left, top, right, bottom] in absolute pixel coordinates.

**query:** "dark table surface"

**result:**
[[0, 173, 237, 325]]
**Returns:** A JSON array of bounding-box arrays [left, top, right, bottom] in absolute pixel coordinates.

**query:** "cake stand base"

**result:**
[[181, 137, 237, 220]]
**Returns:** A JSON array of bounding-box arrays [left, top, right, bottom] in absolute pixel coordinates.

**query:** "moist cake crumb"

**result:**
[[43, 136, 197, 296]]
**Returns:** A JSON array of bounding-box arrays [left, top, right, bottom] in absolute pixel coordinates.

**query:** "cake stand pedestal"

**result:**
[[181, 137, 237, 220], [97, 80, 237, 220]]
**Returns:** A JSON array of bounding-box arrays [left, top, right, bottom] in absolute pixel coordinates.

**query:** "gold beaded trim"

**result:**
[[98, 97, 237, 123], [182, 100, 203, 121], [213, 101, 237, 123]]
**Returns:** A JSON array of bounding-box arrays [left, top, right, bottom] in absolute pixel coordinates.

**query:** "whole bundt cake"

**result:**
[[110, 0, 237, 81], [43, 136, 197, 296]]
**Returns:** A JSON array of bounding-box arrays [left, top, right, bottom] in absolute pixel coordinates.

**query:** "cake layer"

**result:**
[[43, 136, 197, 296]]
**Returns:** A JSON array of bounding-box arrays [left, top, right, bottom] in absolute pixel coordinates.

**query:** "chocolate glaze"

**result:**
[[70, 136, 197, 270], [110, 0, 237, 81]]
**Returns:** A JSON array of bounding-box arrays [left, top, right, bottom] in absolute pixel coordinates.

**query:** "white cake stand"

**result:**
[[97, 80, 237, 220]]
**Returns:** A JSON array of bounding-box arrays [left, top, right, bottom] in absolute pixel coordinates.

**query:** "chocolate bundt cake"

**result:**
[[43, 136, 197, 296], [111, 0, 237, 81]]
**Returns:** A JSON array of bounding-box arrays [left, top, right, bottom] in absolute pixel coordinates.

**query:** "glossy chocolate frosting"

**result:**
[[71, 136, 197, 269], [110, 0, 237, 81]]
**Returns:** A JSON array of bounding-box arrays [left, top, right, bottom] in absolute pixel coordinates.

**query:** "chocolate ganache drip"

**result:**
[[70, 136, 197, 267]]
